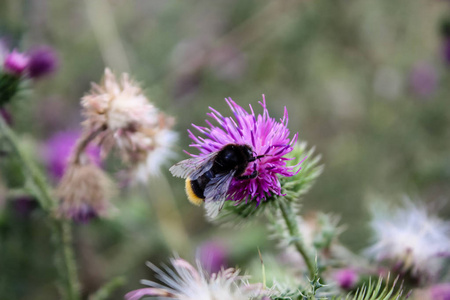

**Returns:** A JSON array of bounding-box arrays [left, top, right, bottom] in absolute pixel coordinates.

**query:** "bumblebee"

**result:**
[[170, 144, 259, 217]]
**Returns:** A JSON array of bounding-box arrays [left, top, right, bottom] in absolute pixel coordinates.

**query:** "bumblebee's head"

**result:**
[[242, 145, 254, 161], [243, 145, 266, 163]]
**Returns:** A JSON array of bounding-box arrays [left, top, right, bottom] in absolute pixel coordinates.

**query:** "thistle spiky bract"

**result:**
[[271, 275, 404, 300]]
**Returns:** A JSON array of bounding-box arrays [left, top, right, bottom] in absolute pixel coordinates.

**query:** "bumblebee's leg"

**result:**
[[237, 170, 258, 180]]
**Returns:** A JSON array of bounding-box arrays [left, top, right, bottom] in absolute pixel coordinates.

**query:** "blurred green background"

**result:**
[[1, 0, 450, 299]]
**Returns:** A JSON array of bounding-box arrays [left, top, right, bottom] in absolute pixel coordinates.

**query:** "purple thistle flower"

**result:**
[[3, 50, 29, 76], [28, 46, 58, 79], [187, 96, 298, 205], [333, 268, 359, 290], [43, 130, 101, 179]]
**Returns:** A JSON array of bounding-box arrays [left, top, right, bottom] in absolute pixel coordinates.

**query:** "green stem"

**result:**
[[88, 276, 126, 300], [0, 116, 53, 210], [53, 220, 81, 300], [0, 116, 81, 300], [278, 200, 316, 279]]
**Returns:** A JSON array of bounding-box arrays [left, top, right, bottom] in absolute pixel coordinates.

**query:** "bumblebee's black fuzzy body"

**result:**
[[185, 144, 255, 205]]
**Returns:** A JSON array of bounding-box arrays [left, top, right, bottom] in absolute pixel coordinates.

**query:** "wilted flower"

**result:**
[[82, 69, 154, 132], [185, 96, 298, 205], [125, 257, 268, 300], [27, 46, 58, 78], [82, 69, 177, 183], [365, 200, 450, 282], [3, 50, 29, 76], [198, 241, 228, 274], [56, 163, 115, 223], [43, 130, 101, 179]]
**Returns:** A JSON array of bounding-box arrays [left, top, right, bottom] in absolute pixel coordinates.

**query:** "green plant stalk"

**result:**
[[88, 276, 126, 300], [0, 116, 80, 300], [0, 116, 53, 210], [278, 200, 315, 279]]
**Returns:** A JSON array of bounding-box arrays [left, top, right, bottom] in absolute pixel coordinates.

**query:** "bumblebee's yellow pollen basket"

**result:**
[[185, 177, 203, 206]]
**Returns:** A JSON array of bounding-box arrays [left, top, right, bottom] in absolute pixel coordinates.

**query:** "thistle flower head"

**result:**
[[56, 163, 115, 223], [27, 46, 58, 78], [125, 257, 268, 300], [332, 268, 359, 290], [187, 96, 298, 204], [3, 50, 29, 76], [81, 69, 177, 183], [365, 200, 450, 281], [82, 68, 155, 132]]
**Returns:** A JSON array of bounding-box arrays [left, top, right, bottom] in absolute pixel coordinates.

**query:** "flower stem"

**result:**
[[0, 116, 81, 300], [72, 125, 106, 165], [0, 116, 53, 210], [53, 220, 81, 300], [278, 200, 316, 279]]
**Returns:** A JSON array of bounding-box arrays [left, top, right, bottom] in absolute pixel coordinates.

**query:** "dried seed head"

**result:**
[[56, 163, 115, 223], [80, 69, 177, 183], [81, 68, 156, 132]]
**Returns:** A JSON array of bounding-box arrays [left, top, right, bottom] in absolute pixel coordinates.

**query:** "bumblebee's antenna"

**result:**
[[249, 154, 266, 162]]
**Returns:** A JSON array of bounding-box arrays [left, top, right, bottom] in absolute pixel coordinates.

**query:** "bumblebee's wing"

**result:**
[[169, 152, 217, 180], [203, 171, 235, 218]]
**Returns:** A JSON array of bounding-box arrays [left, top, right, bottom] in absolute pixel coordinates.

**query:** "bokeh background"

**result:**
[[1, 0, 450, 299]]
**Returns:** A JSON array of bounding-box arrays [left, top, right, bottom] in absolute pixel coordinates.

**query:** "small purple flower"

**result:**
[[410, 62, 438, 98], [43, 130, 101, 179], [187, 96, 298, 204], [197, 241, 228, 274], [12, 196, 39, 217], [333, 268, 359, 290], [3, 50, 29, 76], [28, 46, 58, 79]]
